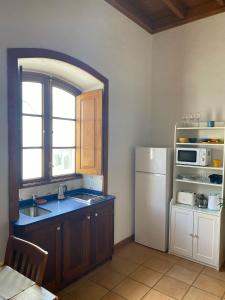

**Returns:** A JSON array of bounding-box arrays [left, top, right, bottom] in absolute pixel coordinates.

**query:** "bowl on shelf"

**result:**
[[189, 138, 197, 143], [178, 137, 189, 143]]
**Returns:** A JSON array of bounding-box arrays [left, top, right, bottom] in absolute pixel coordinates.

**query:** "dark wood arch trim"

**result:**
[[8, 48, 109, 222]]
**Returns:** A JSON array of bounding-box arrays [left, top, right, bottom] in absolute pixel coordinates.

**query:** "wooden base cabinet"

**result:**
[[93, 202, 114, 265], [170, 206, 220, 269], [63, 209, 92, 282], [62, 201, 114, 284], [14, 218, 62, 291], [14, 200, 114, 291]]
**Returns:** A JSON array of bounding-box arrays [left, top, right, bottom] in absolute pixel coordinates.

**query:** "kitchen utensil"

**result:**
[[178, 137, 189, 143], [208, 193, 220, 210], [212, 159, 221, 168], [189, 138, 197, 143], [208, 174, 222, 184], [207, 120, 215, 127]]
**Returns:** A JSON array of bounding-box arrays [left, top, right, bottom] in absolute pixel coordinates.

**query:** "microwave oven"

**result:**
[[176, 148, 212, 166]]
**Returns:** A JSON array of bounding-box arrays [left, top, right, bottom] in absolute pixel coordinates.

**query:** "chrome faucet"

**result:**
[[58, 184, 67, 200]]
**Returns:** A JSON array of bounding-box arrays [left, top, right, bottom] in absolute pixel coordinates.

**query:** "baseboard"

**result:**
[[114, 235, 134, 251]]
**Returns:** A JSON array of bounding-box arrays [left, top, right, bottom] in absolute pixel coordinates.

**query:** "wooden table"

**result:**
[[0, 266, 58, 300]]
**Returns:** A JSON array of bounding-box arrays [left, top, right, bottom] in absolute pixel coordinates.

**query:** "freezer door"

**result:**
[[135, 147, 168, 174], [135, 172, 168, 251]]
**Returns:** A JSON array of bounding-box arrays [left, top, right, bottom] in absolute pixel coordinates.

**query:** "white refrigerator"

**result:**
[[135, 147, 173, 251]]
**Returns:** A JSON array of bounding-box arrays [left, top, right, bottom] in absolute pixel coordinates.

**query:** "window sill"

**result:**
[[20, 174, 82, 188]]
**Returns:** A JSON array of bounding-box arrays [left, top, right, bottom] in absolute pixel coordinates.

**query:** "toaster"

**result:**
[[177, 191, 196, 206]]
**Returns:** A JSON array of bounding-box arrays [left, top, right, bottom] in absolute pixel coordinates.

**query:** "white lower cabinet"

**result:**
[[170, 208, 193, 258], [170, 207, 220, 268], [193, 212, 219, 266]]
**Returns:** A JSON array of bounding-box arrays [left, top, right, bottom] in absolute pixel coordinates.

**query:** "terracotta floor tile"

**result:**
[[193, 274, 225, 297], [112, 278, 150, 300], [102, 292, 126, 300], [183, 287, 220, 300], [104, 255, 139, 276], [142, 289, 175, 300], [143, 256, 175, 273], [115, 242, 157, 264], [154, 252, 181, 264], [67, 279, 108, 300], [129, 266, 162, 287], [57, 291, 74, 300], [166, 264, 199, 284], [89, 266, 125, 289], [62, 272, 93, 293], [176, 259, 204, 273], [202, 266, 225, 282], [154, 276, 189, 300]]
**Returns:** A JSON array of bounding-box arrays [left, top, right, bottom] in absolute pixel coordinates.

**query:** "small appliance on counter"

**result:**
[[177, 191, 196, 206], [208, 193, 221, 211], [196, 193, 208, 208]]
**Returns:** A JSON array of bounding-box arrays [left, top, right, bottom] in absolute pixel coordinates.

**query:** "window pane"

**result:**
[[52, 149, 75, 176], [22, 82, 42, 115], [52, 119, 75, 147], [23, 149, 42, 180], [23, 116, 42, 147], [52, 87, 75, 119]]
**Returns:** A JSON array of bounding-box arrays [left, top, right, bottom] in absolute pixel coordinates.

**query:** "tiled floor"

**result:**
[[57, 242, 225, 300]]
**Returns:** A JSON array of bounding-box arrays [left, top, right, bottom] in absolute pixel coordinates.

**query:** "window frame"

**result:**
[[21, 72, 81, 187]]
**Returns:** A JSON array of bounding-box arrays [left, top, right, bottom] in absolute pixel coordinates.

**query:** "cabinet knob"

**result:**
[[194, 234, 199, 239], [95, 213, 98, 217], [57, 226, 61, 231], [87, 215, 90, 220], [189, 233, 194, 237]]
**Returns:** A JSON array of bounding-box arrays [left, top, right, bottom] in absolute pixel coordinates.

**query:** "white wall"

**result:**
[[0, 0, 152, 258], [151, 13, 225, 146]]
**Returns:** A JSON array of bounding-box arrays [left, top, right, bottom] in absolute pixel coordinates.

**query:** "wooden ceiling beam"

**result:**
[[105, 0, 154, 33], [162, 0, 187, 19], [216, 0, 225, 6], [154, 1, 225, 33]]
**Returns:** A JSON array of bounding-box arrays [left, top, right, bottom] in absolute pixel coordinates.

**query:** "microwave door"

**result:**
[[177, 148, 198, 165]]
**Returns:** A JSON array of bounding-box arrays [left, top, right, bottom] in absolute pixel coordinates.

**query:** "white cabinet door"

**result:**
[[193, 212, 219, 266], [170, 207, 193, 257]]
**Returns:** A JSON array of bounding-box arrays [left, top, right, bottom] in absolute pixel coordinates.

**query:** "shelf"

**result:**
[[177, 127, 225, 130], [176, 179, 222, 187], [171, 202, 221, 216], [176, 143, 224, 146], [176, 164, 223, 170]]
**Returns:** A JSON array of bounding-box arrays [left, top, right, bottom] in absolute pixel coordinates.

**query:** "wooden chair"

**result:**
[[4, 235, 48, 285]]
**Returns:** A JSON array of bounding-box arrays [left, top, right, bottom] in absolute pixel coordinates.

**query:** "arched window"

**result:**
[[21, 72, 80, 185]]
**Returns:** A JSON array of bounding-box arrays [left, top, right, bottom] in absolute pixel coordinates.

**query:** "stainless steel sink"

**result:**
[[20, 206, 51, 217], [68, 193, 104, 204]]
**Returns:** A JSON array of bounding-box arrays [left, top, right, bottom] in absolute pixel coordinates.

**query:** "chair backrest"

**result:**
[[4, 235, 48, 285]]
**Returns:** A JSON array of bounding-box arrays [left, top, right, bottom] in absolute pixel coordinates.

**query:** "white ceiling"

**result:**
[[18, 58, 104, 91]]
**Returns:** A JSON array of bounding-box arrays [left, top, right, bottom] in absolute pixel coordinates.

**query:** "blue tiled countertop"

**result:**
[[14, 188, 115, 227]]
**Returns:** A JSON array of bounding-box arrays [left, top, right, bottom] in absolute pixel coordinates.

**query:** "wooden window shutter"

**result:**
[[76, 89, 102, 175]]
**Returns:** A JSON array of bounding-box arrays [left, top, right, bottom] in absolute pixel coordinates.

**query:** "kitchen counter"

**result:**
[[14, 189, 115, 227]]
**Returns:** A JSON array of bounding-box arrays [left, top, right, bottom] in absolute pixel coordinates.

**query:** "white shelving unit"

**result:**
[[169, 122, 225, 270]]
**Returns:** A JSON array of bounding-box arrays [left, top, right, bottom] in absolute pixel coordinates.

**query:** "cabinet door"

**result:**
[[92, 201, 114, 265], [62, 210, 91, 283], [170, 207, 193, 258], [193, 212, 219, 266], [76, 89, 102, 175], [18, 221, 62, 292]]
